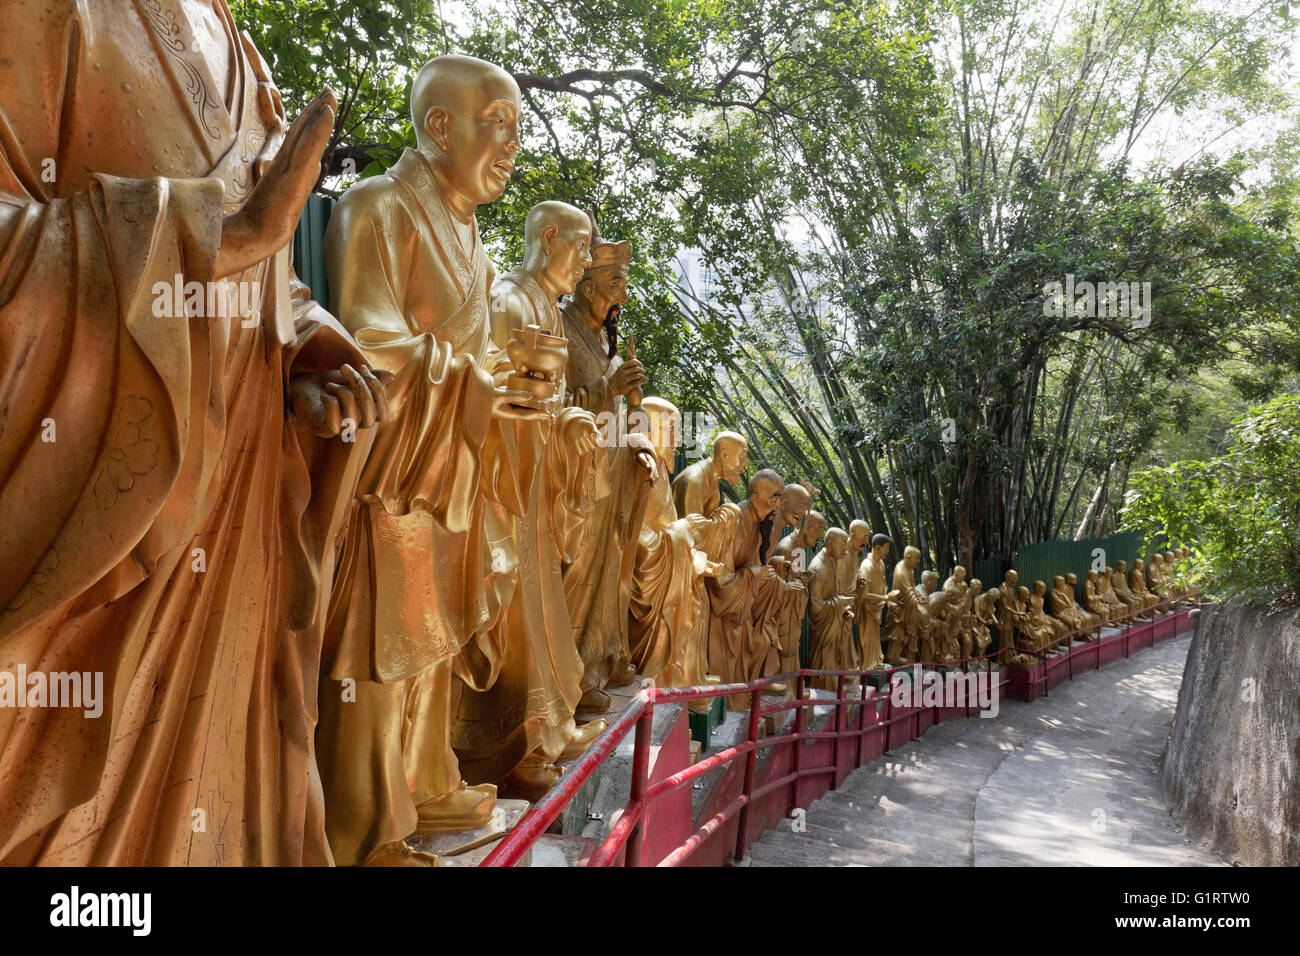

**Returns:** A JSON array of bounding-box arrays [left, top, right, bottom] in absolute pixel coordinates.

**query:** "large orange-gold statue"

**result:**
[[317, 55, 557, 864], [560, 222, 654, 710], [628, 398, 724, 693], [854, 534, 898, 671], [453, 200, 606, 799], [0, 0, 392, 865], [1130, 558, 1159, 614], [808, 528, 855, 688], [758, 483, 814, 690], [883, 546, 927, 665], [771, 507, 826, 676], [677, 462, 784, 709]]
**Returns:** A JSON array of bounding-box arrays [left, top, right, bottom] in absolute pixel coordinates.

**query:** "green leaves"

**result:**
[[1124, 395, 1300, 603]]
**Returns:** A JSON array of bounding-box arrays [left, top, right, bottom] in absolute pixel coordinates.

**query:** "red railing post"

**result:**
[[789, 674, 806, 816], [624, 700, 654, 867], [832, 673, 846, 782], [733, 687, 763, 863]]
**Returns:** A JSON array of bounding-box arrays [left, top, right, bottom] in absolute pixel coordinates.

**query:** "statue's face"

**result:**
[[849, 525, 869, 550], [1053, 576, 1065, 588], [541, 215, 594, 296], [970, 582, 981, 596], [716, 442, 747, 484], [1088, 571, 1097, 583], [1134, 559, 1144, 570], [1116, 560, 1127, 572], [431, 73, 521, 206], [781, 493, 810, 529], [826, 534, 848, 560], [1034, 581, 1045, 595], [1067, 573, 1078, 586], [952, 566, 966, 583], [905, 550, 920, 569], [1018, 586, 1030, 600], [750, 481, 783, 521], [872, 541, 891, 560], [802, 517, 826, 546], [647, 407, 681, 460], [1006, 570, 1019, 586], [579, 265, 630, 324]]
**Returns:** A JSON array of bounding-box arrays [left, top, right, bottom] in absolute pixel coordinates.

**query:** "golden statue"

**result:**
[[971, 584, 1001, 661], [0, 0, 393, 865], [765, 484, 816, 682], [559, 221, 655, 711], [1029, 580, 1067, 652], [1111, 560, 1146, 619], [448, 199, 609, 800], [884, 546, 929, 666], [771, 509, 827, 677], [1098, 565, 1129, 620], [996, 570, 1023, 662], [628, 399, 721, 692], [855, 534, 898, 671], [672, 434, 777, 709], [1083, 569, 1111, 624], [808, 528, 855, 689], [1060, 572, 1100, 635], [1016, 585, 1052, 652], [840, 520, 870, 665], [1129, 558, 1160, 614], [1149, 553, 1176, 602], [319, 55, 577, 864]]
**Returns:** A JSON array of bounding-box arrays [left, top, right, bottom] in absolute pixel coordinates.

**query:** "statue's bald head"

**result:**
[[848, 519, 869, 548], [412, 55, 520, 150], [780, 483, 812, 527], [802, 510, 827, 543], [711, 431, 748, 483], [641, 396, 681, 458], [524, 201, 590, 249]]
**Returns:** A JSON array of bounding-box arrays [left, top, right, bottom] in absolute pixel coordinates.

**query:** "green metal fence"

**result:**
[[1011, 529, 1170, 601], [292, 193, 336, 308]]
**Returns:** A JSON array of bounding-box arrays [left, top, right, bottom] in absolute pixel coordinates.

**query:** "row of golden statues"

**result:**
[[0, 6, 1192, 867]]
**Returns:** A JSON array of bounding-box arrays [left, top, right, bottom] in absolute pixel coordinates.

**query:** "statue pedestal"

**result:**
[[688, 695, 726, 753], [406, 798, 531, 861]]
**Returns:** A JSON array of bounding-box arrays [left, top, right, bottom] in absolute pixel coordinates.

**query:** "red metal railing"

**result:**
[[479, 590, 1199, 868]]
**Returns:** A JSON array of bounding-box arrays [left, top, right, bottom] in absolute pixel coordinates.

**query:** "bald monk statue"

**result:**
[[560, 219, 654, 710], [855, 534, 899, 670], [320, 55, 564, 864], [446, 199, 610, 800], [884, 546, 927, 665], [1112, 560, 1146, 619], [1098, 566, 1129, 620], [1130, 558, 1160, 614], [808, 528, 856, 690], [1084, 569, 1111, 624], [841, 520, 870, 666], [0, 0, 393, 866], [766, 484, 818, 681], [628, 398, 722, 691]]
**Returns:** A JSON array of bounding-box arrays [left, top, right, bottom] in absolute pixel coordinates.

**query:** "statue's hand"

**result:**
[[289, 363, 392, 437], [562, 411, 600, 455], [609, 359, 648, 396], [634, 447, 658, 481], [491, 387, 551, 422], [216, 90, 337, 279]]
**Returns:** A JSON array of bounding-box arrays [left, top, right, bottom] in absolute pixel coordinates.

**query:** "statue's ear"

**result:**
[[540, 222, 559, 254], [425, 107, 452, 152]]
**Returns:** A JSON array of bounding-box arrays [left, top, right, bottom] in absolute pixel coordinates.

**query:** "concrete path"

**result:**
[[746, 634, 1225, 866]]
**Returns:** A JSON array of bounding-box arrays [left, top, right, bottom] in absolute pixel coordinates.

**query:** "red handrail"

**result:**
[[479, 593, 1199, 867]]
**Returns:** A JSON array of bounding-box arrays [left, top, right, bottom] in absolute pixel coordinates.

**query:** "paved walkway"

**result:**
[[746, 634, 1224, 866]]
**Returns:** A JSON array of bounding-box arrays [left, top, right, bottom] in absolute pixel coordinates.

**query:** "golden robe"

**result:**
[[0, 0, 370, 865], [854, 554, 889, 670], [770, 531, 809, 676], [452, 268, 593, 778], [560, 307, 651, 698], [807, 549, 853, 690], [317, 148, 535, 865], [628, 469, 707, 688]]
